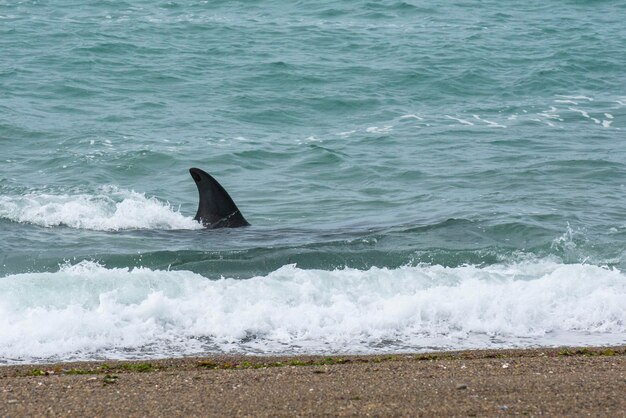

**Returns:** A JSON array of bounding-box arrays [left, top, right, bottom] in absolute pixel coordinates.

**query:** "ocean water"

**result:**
[[1, 1, 625, 364]]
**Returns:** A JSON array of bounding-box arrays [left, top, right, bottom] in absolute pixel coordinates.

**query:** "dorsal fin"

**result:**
[[189, 168, 249, 229]]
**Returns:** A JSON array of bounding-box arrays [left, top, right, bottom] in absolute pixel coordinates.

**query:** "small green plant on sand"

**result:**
[[103, 374, 118, 385], [197, 360, 219, 369], [119, 363, 154, 372]]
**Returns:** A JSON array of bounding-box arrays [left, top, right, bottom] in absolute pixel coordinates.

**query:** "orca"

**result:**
[[189, 167, 250, 229]]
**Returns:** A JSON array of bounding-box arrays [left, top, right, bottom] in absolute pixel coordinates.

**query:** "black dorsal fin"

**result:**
[[189, 168, 249, 228]]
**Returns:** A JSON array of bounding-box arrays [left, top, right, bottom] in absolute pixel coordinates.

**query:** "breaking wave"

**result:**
[[1, 259, 624, 363], [0, 187, 201, 231]]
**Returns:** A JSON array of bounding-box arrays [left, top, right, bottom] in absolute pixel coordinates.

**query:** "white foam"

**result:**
[[568, 107, 602, 124], [538, 106, 561, 121], [0, 187, 202, 231], [569, 108, 587, 118], [400, 114, 423, 120], [366, 126, 393, 134], [472, 115, 506, 128], [1, 260, 624, 363], [557, 95, 593, 101], [445, 115, 474, 126], [337, 130, 356, 138]]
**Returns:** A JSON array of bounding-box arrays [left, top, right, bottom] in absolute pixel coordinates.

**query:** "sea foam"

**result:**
[[0, 260, 624, 363], [0, 187, 202, 231]]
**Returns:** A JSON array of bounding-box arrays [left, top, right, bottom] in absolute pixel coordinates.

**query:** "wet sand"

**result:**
[[1, 346, 625, 417]]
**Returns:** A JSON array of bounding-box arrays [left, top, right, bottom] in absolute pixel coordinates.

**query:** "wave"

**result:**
[[0, 259, 624, 363], [0, 186, 202, 231]]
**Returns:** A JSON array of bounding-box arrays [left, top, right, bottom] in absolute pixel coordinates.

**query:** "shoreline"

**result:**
[[2, 346, 625, 416]]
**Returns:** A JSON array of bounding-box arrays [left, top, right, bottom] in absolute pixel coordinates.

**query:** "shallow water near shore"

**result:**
[[1, 1, 626, 363]]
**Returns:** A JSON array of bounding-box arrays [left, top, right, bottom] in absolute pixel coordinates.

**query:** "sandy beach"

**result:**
[[1, 346, 624, 416]]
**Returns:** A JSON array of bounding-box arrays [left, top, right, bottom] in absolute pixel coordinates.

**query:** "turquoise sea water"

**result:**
[[1, 1, 625, 363]]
